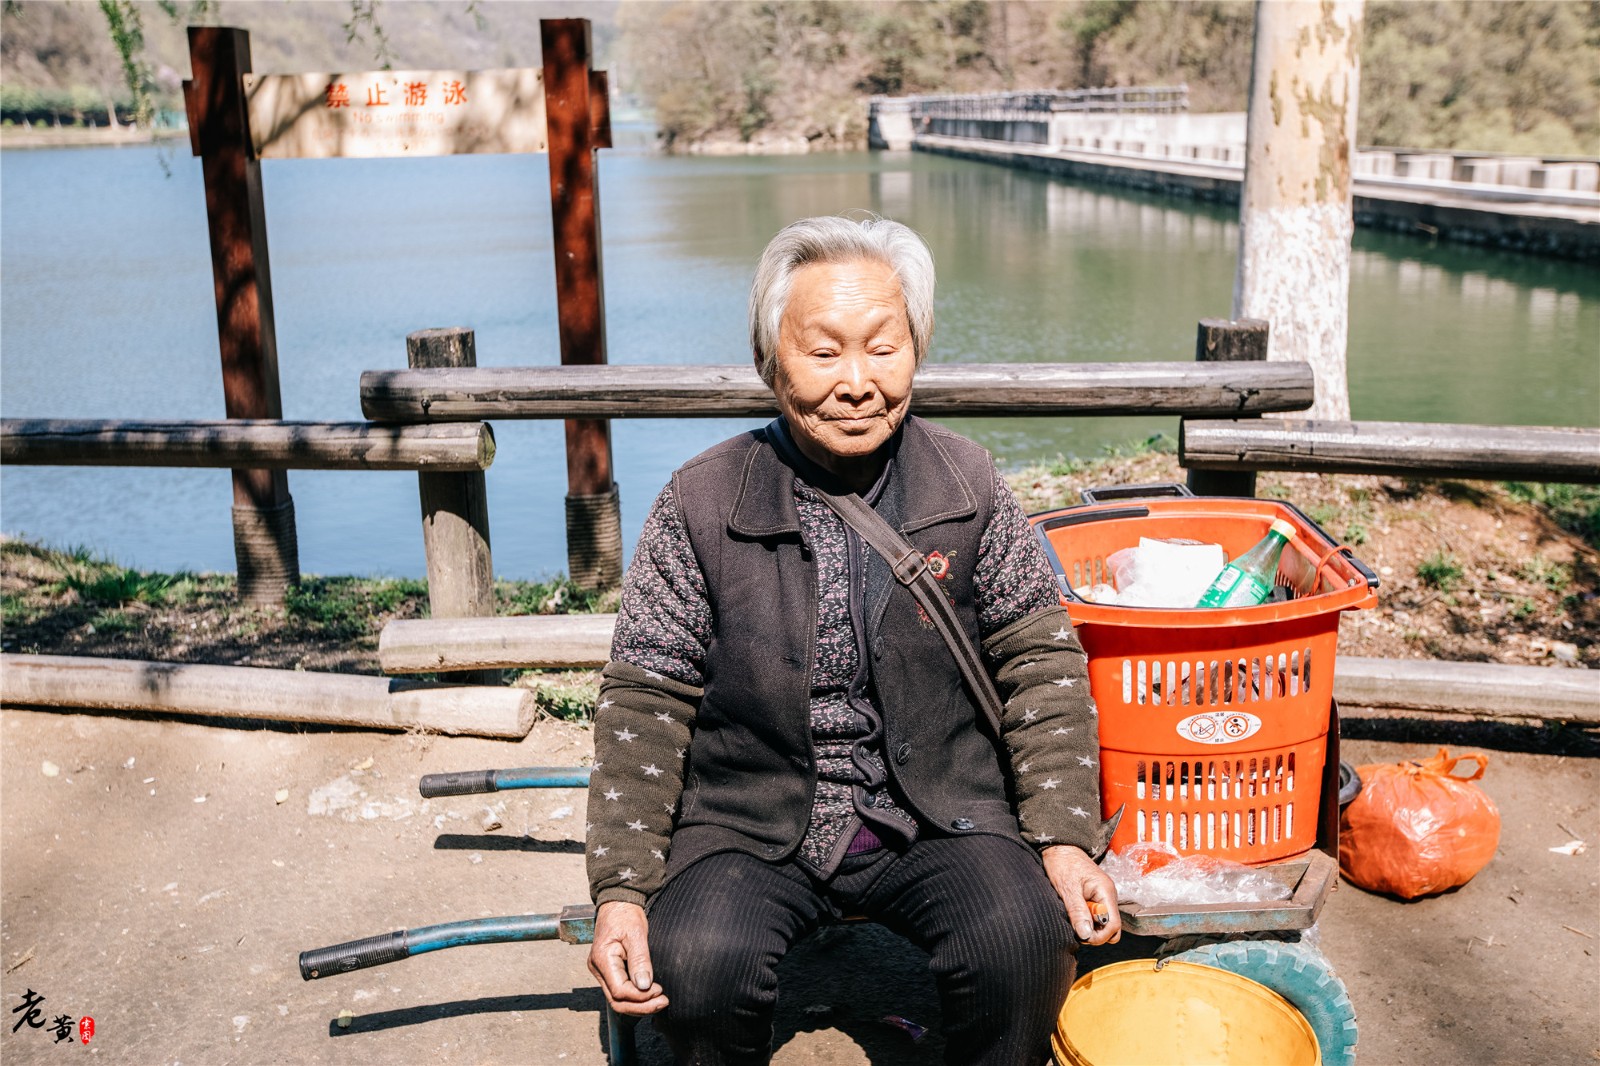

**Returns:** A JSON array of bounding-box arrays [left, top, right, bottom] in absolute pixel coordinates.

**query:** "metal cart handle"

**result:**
[[419, 767, 592, 797]]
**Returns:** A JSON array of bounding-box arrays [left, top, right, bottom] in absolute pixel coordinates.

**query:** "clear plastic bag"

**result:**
[[1104, 842, 1294, 908]]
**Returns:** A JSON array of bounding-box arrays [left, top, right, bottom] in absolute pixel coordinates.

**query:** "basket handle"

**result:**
[[1307, 541, 1380, 590], [1280, 502, 1380, 591], [1078, 482, 1194, 504]]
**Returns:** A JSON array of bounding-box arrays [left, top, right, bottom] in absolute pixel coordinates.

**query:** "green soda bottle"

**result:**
[[1195, 519, 1297, 608]]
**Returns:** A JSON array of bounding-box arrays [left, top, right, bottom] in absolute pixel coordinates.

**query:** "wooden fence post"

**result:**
[[1185, 318, 1269, 497], [184, 26, 299, 606], [409, 328, 500, 686], [542, 18, 623, 592]]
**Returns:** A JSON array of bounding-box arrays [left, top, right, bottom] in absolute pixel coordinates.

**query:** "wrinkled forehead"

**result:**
[[780, 259, 909, 336]]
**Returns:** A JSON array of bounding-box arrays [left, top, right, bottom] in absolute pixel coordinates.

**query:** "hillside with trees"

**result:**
[[618, 0, 1600, 155], [4, 0, 1597, 157], [0, 0, 616, 130]]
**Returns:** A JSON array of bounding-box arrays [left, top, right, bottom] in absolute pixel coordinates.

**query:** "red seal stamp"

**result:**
[[78, 1016, 94, 1044]]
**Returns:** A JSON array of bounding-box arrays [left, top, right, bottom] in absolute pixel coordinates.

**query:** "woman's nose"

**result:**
[[835, 351, 874, 399]]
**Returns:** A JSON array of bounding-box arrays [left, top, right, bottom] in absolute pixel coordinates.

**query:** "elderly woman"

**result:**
[[585, 215, 1118, 1065]]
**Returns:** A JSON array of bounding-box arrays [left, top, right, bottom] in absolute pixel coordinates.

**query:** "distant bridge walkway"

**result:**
[[869, 89, 1600, 259]]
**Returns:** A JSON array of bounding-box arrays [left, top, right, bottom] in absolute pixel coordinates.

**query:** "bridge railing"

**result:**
[[904, 86, 1189, 146], [908, 86, 1190, 122]]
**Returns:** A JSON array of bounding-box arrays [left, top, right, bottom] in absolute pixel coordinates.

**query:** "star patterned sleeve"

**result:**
[[588, 483, 710, 908], [973, 465, 1064, 638], [983, 604, 1116, 858], [588, 662, 700, 908]]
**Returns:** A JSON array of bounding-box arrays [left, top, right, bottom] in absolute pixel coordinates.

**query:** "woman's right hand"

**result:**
[[588, 900, 669, 1015]]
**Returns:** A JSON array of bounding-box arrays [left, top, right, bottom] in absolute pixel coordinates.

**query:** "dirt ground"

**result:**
[[2, 704, 1595, 1066]]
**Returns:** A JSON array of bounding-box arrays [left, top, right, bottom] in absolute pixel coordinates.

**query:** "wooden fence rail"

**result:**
[[1181, 419, 1600, 484], [1, 415, 500, 640], [10, 311, 1594, 735], [358, 361, 1316, 422], [0, 419, 495, 472]]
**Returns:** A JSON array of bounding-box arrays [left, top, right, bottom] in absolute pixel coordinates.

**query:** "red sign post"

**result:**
[[181, 19, 622, 605], [184, 26, 299, 606], [542, 19, 621, 591]]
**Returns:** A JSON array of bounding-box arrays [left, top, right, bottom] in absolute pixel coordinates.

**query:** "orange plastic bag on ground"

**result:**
[[1339, 748, 1501, 899]]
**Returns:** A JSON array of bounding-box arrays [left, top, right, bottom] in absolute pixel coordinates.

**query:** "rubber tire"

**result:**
[[1338, 759, 1363, 807], [1170, 940, 1358, 1066]]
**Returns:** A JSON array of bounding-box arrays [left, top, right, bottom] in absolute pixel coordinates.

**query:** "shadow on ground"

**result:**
[[1342, 711, 1600, 758], [330, 988, 604, 1037]]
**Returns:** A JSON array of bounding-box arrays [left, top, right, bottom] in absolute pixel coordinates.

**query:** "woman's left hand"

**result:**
[[1041, 844, 1121, 946]]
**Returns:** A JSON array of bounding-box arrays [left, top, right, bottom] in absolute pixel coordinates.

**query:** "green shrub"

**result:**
[[498, 575, 609, 616], [1503, 483, 1600, 548], [60, 565, 174, 606], [514, 671, 601, 721], [284, 577, 422, 639], [1417, 550, 1463, 591], [91, 610, 138, 635], [1519, 555, 1572, 593], [1045, 454, 1086, 478]]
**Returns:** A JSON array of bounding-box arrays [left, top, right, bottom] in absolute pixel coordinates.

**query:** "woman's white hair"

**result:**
[[749, 214, 936, 386]]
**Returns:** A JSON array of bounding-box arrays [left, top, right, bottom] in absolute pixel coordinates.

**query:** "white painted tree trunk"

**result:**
[[1234, 0, 1364, 420]]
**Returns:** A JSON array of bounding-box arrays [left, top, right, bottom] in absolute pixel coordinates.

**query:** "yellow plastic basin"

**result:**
[[1054, 959, 1320, 1066]]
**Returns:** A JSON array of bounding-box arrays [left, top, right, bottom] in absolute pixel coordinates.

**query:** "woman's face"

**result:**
[[767, 258, 916, 477]]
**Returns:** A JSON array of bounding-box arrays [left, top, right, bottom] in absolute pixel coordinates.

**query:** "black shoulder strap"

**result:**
[[817, 490, 1005, 737]]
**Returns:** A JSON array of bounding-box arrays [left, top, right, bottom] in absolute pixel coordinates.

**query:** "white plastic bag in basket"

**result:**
[[1105, 538, 1226, 609]]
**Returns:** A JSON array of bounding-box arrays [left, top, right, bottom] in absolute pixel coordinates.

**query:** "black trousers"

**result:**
[[645, 835, 1076, 1066]]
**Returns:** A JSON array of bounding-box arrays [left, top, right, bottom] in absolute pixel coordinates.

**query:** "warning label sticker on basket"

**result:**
[[1176, 710, 1262, 745]]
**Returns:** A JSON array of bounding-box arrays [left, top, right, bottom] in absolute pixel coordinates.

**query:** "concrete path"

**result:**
[[2, 707, 1595, 1064]]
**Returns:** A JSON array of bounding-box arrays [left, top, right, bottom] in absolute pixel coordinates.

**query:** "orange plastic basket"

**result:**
[[1029, 486, 1378, 865]]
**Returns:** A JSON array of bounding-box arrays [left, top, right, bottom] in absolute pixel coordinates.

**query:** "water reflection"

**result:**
[[1347, 235, 1598, 424]]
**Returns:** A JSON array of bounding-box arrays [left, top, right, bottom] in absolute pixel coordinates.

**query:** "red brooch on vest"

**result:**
[[915, 550, 957, 628]]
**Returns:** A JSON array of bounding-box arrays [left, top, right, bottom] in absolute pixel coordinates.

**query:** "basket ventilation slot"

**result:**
[[1120, 649, 1313, 707], [1132, 755, 1298, 852], [1070, 556, 1111, 590]]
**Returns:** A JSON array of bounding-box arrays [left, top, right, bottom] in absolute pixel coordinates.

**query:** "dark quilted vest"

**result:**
[[664, 416, 1023, 881]]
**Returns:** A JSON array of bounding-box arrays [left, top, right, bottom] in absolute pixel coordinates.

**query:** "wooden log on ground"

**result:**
[[0, 420, 495, 472], [380, 615, 617, 674], [0, 654, 535, 738], [1181, 419, 1600, 483], [358, 362, 1315, 422], [1335, 657, 1599, 724]]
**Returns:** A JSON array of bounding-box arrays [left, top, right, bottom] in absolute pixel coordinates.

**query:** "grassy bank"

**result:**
[[4, 446, 1595, 722], [0, 543, 616, 720]]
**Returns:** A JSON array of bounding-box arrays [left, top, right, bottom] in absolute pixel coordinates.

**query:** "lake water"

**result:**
[[3, 139, 1596, 579]]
